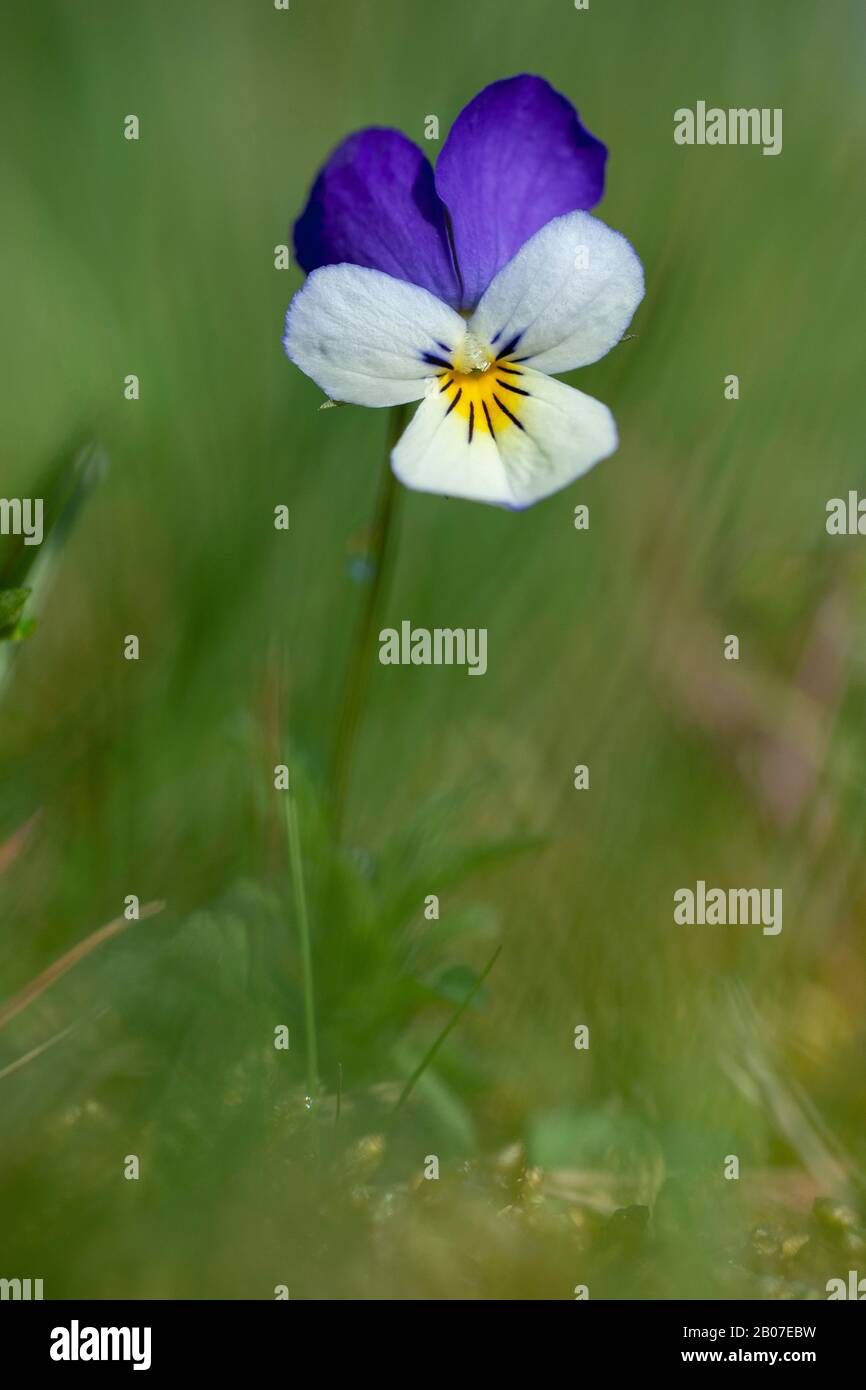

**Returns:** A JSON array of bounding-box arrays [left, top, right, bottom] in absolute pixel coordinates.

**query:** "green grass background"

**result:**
[[1, 0, 864, 1299]]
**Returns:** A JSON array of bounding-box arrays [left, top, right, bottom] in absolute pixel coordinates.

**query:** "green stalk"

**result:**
[[284, 787, 318, 1099], [392, 945, 502, 1117], [330, 404, 406, 840]]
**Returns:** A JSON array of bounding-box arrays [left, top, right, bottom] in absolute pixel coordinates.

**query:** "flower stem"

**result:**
[[284, 786, 318, 1099], [330, 403, 406, 840]]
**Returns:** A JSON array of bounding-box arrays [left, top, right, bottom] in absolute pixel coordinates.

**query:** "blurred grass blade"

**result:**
[[0, 1021, 77, 1082], [0, 812, 41, 876], [0, 436, 108, 591], [0, 900, 164, 1030], [392, 943, 501, 1116], [284, 780, 319, 1097], [0, 437, 108, 695]]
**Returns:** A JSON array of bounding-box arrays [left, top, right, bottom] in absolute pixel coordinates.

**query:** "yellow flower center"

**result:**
[[437, 331, 529, 444]]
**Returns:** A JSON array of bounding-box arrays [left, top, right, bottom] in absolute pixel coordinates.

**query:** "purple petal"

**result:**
[[435, 75, 607, 309], [293, 128, 461, 305]]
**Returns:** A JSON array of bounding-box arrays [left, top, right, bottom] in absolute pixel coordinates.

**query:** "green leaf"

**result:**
[[527, 1105, 666, 1207], [0, 438, 107, 591], [0, 588, 30, 638], [426, 964, 491, 1010]]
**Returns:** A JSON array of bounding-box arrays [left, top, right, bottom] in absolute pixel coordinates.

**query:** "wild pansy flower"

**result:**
[[283, 75, 644, 509]]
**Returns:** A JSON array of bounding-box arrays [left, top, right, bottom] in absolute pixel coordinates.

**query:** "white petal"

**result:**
[[468, 211, 644, 376], [283, 264, 466, 407], [392, 366, 617, 509]]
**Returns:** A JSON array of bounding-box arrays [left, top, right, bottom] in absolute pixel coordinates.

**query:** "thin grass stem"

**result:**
[[392, 944, 502, 1117], [284, 786, 319, 1098]]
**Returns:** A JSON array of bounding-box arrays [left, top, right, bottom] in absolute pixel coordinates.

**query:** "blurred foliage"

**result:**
[[1, 0, 865, 1298], [0, 588, 32, 641]]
